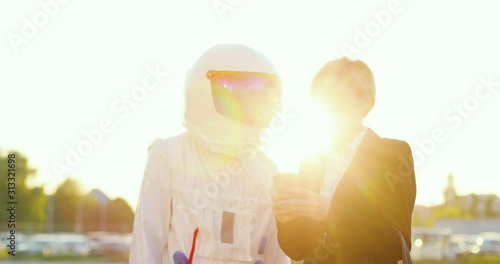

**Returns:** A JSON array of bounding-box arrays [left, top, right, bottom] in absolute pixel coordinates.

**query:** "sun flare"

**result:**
[[264, 101, 334, 173]]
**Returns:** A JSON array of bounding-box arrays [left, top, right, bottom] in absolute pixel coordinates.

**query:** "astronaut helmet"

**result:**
[[183, 44, 282, 156]]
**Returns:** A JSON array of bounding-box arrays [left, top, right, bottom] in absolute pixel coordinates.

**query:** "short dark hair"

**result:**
[[310, 57, 376, 117]]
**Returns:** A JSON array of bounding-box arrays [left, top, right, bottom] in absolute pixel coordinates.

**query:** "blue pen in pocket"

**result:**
[[173, 251, 188, 264], [173, 227, 199, 264]]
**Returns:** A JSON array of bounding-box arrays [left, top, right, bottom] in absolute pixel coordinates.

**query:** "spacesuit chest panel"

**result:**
[[167, 135, 275, 262]]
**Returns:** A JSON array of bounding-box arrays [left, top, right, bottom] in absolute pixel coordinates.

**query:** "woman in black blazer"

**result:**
[[272, 57, 416, 264]]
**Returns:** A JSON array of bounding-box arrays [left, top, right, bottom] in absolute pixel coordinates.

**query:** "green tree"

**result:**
[[53, 178, 84, 231], [469, 194, 479, 218], [432, 205, 463, 219], [106, 198, 134, 233], [81, 195, 100, 232], [485, 195, 496, 218], [0, 150, 47, 231]]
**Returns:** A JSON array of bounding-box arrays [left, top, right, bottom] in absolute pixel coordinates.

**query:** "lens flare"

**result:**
[[297, 102, 334, 156], [264, 101, 334, 173]]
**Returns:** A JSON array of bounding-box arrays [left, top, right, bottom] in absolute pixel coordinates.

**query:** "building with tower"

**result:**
[[442, 173, 500, 218]]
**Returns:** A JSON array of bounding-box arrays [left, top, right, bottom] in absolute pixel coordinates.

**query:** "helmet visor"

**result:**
[[207, 70, 281, 127]]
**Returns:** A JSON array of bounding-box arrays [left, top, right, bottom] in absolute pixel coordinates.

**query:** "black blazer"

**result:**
[[276, 129, 416, 264]]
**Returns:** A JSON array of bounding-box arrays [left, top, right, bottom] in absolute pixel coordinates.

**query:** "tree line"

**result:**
[[0, 150, 134, 234]]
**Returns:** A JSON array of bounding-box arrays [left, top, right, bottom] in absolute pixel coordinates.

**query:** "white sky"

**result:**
[[1, 0, 499, 212]]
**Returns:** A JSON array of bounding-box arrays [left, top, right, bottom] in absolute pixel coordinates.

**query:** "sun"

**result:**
[[263, 101, 334, 173], [302, 102, 335, 153]]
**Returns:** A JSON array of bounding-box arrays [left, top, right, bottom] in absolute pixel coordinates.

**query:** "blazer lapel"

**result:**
[[298, 129, 381, 197], [329, 128, 380, 203]]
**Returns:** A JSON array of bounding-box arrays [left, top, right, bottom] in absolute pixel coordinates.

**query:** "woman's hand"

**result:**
[[272, 193, 299, 223], [272, 187, 330, 223]]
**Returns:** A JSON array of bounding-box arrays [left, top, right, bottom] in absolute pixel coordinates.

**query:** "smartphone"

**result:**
[[273, 173, 299, 193]]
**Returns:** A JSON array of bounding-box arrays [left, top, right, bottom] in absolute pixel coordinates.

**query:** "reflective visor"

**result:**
[[207, 70, 281, 126], [206, 70, 281, 92]]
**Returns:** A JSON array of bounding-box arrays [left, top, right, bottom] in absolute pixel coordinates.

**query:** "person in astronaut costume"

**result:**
[[129, 44, 288, 264]]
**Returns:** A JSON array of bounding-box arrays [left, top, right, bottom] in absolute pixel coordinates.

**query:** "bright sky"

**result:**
[[1, 0, 500, 212]]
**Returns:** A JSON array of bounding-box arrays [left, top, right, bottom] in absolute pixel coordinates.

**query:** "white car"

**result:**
[[411, 227, 452, 261], [18, 233, 93, 257], [476, 235, 500, 256], [446, 235, 470, 261]]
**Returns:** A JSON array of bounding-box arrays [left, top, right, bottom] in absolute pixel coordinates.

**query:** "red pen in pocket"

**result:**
[[187, 227, 199, 264]]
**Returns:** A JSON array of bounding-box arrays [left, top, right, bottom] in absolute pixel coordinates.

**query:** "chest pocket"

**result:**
[[172, 187, 259, 262]]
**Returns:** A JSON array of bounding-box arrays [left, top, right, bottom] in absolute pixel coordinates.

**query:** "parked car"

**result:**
[[15, 233, 93, 257], [58, 233, 93, 256], [446, 234, 470, 261], [86, 232, 132, 257], [0, 232, 25, 257], [411, 227, 452, 261], [22, 233, 64, 257], [475, 233, 500, 256]]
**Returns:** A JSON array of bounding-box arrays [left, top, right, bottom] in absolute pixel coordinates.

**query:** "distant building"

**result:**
[[412, 173, 500, 232], [443, 173, 500, 218]]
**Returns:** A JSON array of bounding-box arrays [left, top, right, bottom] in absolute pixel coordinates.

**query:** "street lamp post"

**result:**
[[75, 200, 83, 233], [46, 195, 54, 233]]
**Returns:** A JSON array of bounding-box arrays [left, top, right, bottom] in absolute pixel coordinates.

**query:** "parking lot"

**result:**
[[411, 228, 500, 262], [2, 229, 500, 263], [0, 231, 131, 263]]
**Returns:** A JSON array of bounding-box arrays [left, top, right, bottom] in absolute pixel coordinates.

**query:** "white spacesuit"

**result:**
[[129, 44, 288, 264]]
